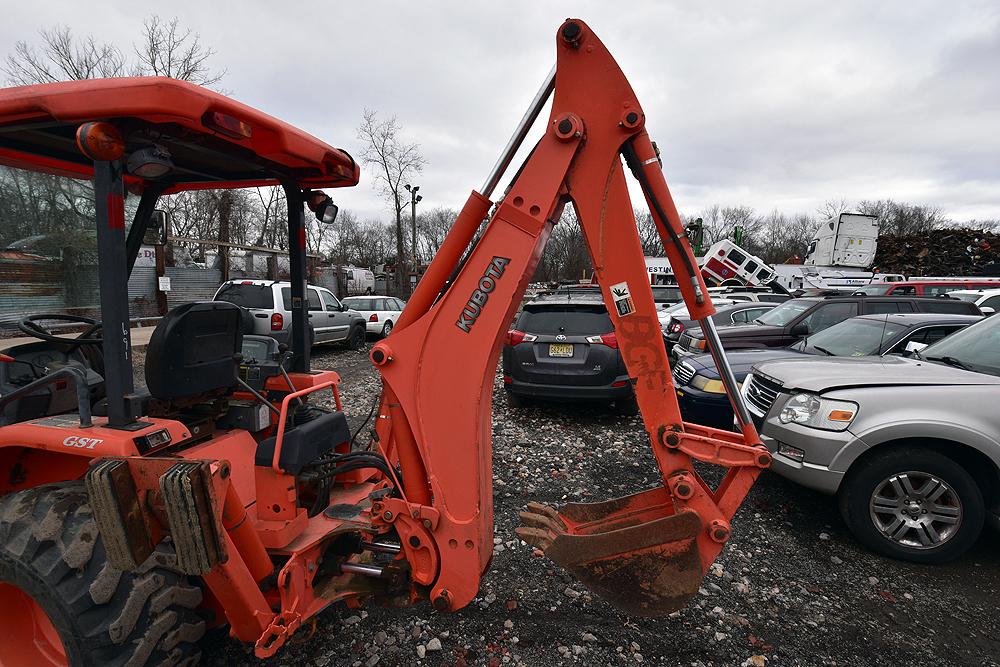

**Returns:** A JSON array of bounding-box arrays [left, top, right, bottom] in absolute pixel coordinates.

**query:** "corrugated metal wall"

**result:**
[[165, 267, 223, 309], [128, 267, 158, 318]]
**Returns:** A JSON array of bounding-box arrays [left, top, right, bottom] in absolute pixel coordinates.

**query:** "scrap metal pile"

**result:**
[[874, 228, 1000, 276]]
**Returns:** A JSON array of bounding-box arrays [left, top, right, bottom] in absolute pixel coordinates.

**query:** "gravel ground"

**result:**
[[200, 343, 1000, 667]]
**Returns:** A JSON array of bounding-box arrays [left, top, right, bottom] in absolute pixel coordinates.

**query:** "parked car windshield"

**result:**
[[344, 298, 377, 310], [660, 301, 690, 315], [855, 284, 893, 295], [650, 286, 682, 303], [793, 317, 906, 356], [517, 306, 613, 335], [215, 283, 274, 309], [919, 314, 1000, 376], [754, 299, 813, 326], [949, 292, 983, 303]]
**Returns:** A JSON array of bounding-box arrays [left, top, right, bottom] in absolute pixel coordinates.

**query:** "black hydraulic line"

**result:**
[[620, 139, 701, 290], [349, 388, 381, 451]]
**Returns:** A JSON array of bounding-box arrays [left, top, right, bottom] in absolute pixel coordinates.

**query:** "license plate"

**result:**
[[549, 343, 574, 357]]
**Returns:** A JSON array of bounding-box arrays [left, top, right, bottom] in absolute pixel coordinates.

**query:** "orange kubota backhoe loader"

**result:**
[[0, 19, 769, 664]]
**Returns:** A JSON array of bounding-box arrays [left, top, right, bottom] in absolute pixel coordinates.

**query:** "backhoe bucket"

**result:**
[[515, 487, 704, 616]]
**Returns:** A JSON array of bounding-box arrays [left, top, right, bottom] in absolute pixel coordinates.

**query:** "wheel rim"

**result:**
[[868, 471, 963, 549], [383, 321, 393, 336], [0, 582, 68, 666]]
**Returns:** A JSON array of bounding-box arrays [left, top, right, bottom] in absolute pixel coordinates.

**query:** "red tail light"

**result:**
[[586, 332, 618, 349], [504, 329, 537, 346], [270, 313, 283, 331], [668, 321, 685, 334], [503, 375, 513, 384], [369, 313, 378, 322]]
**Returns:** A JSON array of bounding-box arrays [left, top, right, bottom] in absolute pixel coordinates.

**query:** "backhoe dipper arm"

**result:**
[[367, 19, 767, 616]]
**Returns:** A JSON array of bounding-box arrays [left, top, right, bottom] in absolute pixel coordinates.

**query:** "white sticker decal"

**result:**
[[610, 281, 636, 317]]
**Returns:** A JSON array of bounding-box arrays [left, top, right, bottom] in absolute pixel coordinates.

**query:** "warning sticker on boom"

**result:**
[[610, 281, 636, 317]]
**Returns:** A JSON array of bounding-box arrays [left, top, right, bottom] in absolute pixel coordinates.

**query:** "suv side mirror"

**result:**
[[980, 306, 995, 316], [790, 322, 809, 336], [903, 340, 929, 357]]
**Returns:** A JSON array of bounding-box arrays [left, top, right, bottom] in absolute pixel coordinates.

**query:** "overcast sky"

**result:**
[[3, 1, 998, 223]]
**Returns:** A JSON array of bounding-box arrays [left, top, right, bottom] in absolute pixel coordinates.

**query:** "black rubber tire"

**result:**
[[0, 483, 206, 666], [615, 394, 639, 416], [838, 446, 985, 564], [346, 325, 366, 350], [506, 391, 525, 409], [381, 320, 393, 338]]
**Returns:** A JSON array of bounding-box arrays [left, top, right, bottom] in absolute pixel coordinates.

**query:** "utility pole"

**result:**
[[404, 184, 423, 290]]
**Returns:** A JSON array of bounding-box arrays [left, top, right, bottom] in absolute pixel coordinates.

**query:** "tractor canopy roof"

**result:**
[[0, 77, 359, 194]]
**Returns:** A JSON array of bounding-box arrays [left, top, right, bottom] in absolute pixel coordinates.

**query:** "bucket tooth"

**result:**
[[159, 461, 227, 575], [85, 458, 153, 571], [516, 491, 704, 616]]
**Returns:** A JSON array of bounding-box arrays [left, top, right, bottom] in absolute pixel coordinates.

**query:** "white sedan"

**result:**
[[341, 296, 406, 337]]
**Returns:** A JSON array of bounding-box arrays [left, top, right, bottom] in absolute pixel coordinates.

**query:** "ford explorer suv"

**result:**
[[214, 279, 367, 349], [744, 313, 1000, 564], [672, 294, 981, 359], [502, 291, 640, 413], [674, 312, 979, 429]]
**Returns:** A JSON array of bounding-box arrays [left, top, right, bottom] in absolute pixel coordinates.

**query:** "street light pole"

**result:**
[[404, 184, 423, 291]]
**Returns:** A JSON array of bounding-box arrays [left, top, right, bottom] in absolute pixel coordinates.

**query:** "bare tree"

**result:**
[[3, 17, 224, 87], [857, 199, 946, 238], [2, 26, 129, 85], [357, 109, 426, 294], [416, 207, 457, 260], [816, 198, 851, 220], [135, 16, 225, 87]]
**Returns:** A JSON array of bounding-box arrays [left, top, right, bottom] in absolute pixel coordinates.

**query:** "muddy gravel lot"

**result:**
[[202, 343, 1000, 667]]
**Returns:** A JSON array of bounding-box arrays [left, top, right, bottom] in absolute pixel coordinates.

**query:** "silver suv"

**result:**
[[214, 280, 367, 349], [745, 313, 1000, 563]]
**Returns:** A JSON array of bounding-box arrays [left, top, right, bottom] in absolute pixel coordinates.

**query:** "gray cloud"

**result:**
[[2, 1, 997, 221]]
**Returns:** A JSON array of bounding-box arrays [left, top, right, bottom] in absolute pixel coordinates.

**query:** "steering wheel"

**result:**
[[18, 314, 103, 346]]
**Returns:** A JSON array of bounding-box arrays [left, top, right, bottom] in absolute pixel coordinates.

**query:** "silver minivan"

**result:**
[[214, 279, 367, 349]]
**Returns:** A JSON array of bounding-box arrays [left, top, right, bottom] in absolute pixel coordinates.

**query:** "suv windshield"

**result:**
[[794, 317, 906, 356], [215, 283, 275, 309], [517, 306, 613, 335], [755, 299, 813, 326], [919, 315, 1000, 376]]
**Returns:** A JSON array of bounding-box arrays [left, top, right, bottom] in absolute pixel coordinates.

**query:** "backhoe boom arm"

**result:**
[[367, 19, 767, 615]]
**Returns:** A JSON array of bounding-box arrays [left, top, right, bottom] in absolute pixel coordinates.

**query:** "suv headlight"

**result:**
[[778, 392, 857, 431]]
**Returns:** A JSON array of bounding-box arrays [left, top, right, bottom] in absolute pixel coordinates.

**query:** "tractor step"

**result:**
[[516, 487, 704, 616]]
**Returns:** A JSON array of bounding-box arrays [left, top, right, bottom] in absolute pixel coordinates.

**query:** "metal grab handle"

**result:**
[[698, 317, 753, 431], [0, 365, 93, 427], [270, 380, 339, 472]]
